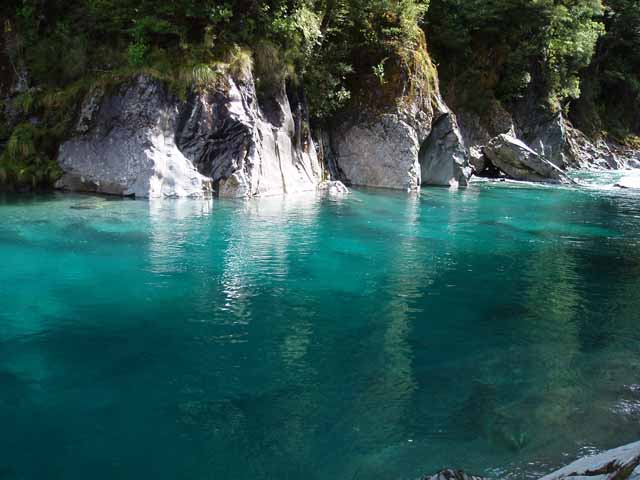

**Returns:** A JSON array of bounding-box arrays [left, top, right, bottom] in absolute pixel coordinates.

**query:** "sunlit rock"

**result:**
[[538, 440, 640, 480]]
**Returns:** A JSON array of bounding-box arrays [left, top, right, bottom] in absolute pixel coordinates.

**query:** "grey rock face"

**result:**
[[484, 134, 573, 183], [420, 113, 471, 187], [176, 77, 321, 197], [539, 441, 640, 480], [330, 108, 471, 190], [57, 71, 322, 198], [469, 146, 487, 174], [565, 127, 640, 170], [331, 114, 422, 190], [57, 76, 212, 198], [521, 112, 578, 168]]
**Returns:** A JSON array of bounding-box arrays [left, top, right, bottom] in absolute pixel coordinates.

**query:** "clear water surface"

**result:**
[[1, 172, 639, 480]]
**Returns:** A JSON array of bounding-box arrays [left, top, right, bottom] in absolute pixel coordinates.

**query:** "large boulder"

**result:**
[[56, 76, 212, 198], [539, 441, 640, 480], [483, 134, 573, 183], [328, 35, 471, 190], [331, 114, 423, 190], [420, 112, 471, 187], [57, 69, 322, 198]]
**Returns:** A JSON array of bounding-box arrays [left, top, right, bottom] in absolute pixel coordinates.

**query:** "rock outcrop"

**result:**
[[539, 440, 640, 480], [421, 441, 640, 480], [56, 76, 213, 198], [330, 114, 424, 190], [420, 113, 471, 187], [56, 69, 322, 198], [483, 134, 574, 183], [326, 36, 471, 190], [175, 74, 322, 197]]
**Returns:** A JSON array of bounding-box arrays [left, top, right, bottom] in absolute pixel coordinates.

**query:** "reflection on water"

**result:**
[[0, 180, 640, 480]]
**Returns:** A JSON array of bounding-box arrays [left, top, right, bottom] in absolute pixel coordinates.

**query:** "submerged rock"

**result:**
[[483, 134, 573, 183], [539, 440, 640, 480]]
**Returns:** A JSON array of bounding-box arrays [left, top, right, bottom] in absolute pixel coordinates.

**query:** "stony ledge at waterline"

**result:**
[[46, 68, 640, 199], [423, 440, 640, 480]]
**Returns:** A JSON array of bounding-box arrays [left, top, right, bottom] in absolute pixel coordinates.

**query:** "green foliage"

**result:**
[[0, 123, 62, 189], [8, 0, 637, 141], [571, 0, 640, 136], [427, 0, 605, 107], [127, 42, 149, 67]]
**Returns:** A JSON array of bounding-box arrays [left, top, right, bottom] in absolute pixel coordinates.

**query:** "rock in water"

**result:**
[[331, 115, 423, 190], [538, 441, 640, 480], [56, 76, 213, 198], [317, 180, 349, 195], [327, 38, 471, 191], [57, 71, 322, 198], [175, 75, 322, 198], [420, 113, 471, 187], [422, 469, 486, 480], [483, 134, 573, 183]]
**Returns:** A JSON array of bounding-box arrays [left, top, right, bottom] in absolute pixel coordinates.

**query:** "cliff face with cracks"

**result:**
[[55, 67, 324, 198], [10, 33, 474, 197], [2, 28, 640, 196]]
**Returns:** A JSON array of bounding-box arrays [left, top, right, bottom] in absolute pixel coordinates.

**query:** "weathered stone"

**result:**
[[176, 76, 322, 198], [538, 441, 640, 480], [57, 70, 322, 198], [483, 134, 573, 183], [331, 114, 422, 190], [421, 469, 486, 480], [317, 180, 349, 195], [56, 76, 213, 198], [420, 112, 471, 187], [525, 113, 578, 168], [469, 146, 487, 174]]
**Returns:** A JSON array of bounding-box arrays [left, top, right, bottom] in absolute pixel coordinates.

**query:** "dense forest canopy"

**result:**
[[1, 0, 639, 122], [1, 0, 639, 187]]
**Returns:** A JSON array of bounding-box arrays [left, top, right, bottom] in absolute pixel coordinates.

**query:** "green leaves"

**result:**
[[428, 0, 606, 105]]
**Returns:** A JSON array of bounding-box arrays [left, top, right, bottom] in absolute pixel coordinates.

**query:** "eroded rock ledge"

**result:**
[[56, 70, 323, 198], [422, 440, 640, 480]]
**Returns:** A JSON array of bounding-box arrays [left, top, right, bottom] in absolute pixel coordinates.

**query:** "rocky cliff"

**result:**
[[323, 35, 471, 190], [2, 33, 639, 197], [55, 67, 324, 198]]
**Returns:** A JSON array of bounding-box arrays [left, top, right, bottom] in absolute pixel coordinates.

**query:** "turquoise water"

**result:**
[[1, 174, 640, 479]]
